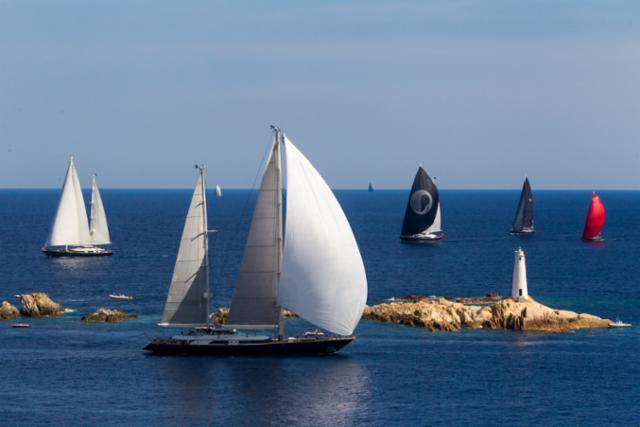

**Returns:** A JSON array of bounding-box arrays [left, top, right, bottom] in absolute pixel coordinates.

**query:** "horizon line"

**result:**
[[1, 187, 638, 192]]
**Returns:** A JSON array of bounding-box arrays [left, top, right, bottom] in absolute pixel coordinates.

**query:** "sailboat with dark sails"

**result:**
[[510, 177, 534, 235], [400, 166, 444, 241], [145, 127, 368, 356]]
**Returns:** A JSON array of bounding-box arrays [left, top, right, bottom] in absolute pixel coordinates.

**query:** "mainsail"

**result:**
[[400, 166, 441, 237], [160, 167, 210, 326], [46, 157, 91, 247], [89, 174, 111, 245], [511, 177, 534, 233], [228, 137, 282, 327], [278, 135, 368, 336], [582, 192, 605, 239]]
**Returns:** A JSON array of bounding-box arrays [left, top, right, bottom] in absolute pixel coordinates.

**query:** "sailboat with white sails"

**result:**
[[42, 157, 112, 256], [145, 127, 368, 355]]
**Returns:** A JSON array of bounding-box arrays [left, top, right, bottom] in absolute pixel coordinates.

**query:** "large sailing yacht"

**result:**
[[145, 127, 368, 355], [42, 157, 112, 256]]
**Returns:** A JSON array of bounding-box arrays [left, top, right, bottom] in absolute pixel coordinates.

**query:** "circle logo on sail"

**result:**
[[410, 190, 433, 215]]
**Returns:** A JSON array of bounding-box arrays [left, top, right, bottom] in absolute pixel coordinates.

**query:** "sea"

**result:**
[[0, 189, 638, 426]]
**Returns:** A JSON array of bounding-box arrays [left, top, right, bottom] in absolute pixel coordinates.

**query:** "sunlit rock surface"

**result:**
[[19, 293, 65, 317], [0, 301, 20, 320], [363, 296, 610, 333]]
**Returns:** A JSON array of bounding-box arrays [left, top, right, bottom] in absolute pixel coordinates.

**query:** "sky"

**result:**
[[1, 0, 639, 189]]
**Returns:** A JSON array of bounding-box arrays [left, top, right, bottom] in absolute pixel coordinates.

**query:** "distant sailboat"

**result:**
[[145, 127, 368, 356], [368, 182, 374, 192], [400, 166, 444, 241], [42, 157, 112, 256], [215, 184, 222, 197], [510, 177, 534, 235], [582, 192, 605, 242]]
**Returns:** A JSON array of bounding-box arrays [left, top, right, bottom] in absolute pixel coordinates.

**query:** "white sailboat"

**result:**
[[145, 127, 368, 355], [215, 184, 222, 197], [42, 157, 112, 256]]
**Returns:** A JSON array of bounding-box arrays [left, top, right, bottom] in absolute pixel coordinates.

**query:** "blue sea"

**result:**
[[0, 189, 638, 426]]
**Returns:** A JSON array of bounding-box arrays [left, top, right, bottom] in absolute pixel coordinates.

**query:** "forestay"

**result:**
[[278, 136, 368, 336], [89, 175, 111, 245], [160, 168, 209, 326], [228, 138, 281, 327], [46, 157, 91, 247]]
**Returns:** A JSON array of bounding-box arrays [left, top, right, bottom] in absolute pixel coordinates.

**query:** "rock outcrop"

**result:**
[[0, 301, 20, 320], [209, 307, 297, 325], [363, 296, 610, 333], [19, 293, 65, 317], [81, 308, 138, 323]]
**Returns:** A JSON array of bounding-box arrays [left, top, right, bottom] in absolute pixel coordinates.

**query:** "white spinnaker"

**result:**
[[160, 169, 209, 326], [46, 157, 91, 247], [425, 204, 442, 234], [279, 136, 368, 336], [89, 175, 111, 245]]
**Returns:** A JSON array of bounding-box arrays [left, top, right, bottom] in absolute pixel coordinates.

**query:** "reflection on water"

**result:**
[[161, 355, 370, 425], [49, 255, 114, 274]]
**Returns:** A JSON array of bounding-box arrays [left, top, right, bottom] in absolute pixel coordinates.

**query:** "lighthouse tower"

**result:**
[[511, 247, 529, 301]]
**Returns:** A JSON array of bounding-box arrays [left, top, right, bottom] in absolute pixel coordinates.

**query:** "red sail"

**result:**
[[582, 193, 605, 239]]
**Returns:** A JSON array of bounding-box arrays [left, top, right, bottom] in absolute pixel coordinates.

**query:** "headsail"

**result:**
[[46, 157, 91, 247], [228, 137, 282, 327], [430, 204, 442, 233], [279, 135, 368, 336], [511, 177, 534, 233], [582, 192, 605, 240], [400, 166, 440, 237], [89, 174, 111, 245], [160, 167, 210, 326]]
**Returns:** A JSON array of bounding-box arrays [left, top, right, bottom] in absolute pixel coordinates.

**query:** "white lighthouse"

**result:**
[[511, 247, 529, 301]]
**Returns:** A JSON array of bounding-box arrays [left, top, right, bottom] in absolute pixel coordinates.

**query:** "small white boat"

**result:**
[[609, 319, 631, 328], [12, 323, 31, 328], [109, 293, 134, 300], [215, 184, 222, 197]]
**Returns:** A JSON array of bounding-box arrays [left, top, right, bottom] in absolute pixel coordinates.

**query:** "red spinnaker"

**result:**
[[582, 193, 605, 239]]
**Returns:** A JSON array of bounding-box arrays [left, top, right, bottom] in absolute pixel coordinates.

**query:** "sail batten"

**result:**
[[89, 175, 111, 245], [228, 138, 281, 327], [46, 157, 92, 247], [160, 168, 210, 327], [511, 177, 534, 233], [278, 135, 367, 336]]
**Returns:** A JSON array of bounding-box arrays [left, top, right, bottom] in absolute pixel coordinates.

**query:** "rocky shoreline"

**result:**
[[0, 293, 137, 324], [81, 308, 138, 323], [363, 295, 611, 333]]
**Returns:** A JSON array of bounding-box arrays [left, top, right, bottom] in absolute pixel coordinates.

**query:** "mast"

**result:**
[[200, 165, 210, 324], [272, 126, 285, 339], [90, 174, 97, 236]]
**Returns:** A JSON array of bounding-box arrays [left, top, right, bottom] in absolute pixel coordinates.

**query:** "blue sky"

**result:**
[[1, 0, 639, 189]]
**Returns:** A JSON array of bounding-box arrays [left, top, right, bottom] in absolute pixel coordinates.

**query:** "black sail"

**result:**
[[400, 166, 440, 237], [511, 177, 534, 233]]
